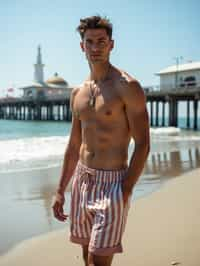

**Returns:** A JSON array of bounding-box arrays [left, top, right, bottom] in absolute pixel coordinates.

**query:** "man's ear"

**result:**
[[110, 40, 114, 50], [80, 42, 85, 52]]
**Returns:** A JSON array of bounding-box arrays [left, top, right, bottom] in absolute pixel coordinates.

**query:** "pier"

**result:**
[[146, 86, 200, 129], [0, 96, 72, 121], [0, 86, 200, 129]]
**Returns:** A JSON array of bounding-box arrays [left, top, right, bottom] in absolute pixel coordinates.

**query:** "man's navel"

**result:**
[[105, 110, 112, 116]]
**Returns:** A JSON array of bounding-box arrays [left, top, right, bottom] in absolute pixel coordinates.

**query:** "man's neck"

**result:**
[[89, 61, 111, 83]]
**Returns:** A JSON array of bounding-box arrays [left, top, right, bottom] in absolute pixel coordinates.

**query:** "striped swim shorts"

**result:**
[[69, 160, 131, 256]]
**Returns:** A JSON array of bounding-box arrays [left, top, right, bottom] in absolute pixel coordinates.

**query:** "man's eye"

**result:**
[[86, 40, 92, 44], [99, 41, 106, 45]]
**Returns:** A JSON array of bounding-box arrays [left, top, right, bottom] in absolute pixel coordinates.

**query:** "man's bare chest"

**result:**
[[73, 86, 123, 120]]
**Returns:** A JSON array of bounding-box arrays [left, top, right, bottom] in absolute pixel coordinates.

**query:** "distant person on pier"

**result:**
[[53, 15, 150, 266]]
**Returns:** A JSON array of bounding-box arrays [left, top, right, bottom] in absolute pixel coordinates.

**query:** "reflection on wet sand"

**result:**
[[144, 147, 200, 178], [13, 167, 64, 229], [0, 166, 65, 255]]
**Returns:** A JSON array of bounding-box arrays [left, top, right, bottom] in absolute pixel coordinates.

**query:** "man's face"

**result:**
[[80, 29, 114, 64]]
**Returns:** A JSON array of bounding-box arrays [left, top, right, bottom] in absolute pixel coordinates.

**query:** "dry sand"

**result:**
[[1, 168, 200, 266]]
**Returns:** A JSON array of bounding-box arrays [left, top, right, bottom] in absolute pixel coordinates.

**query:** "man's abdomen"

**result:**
[[80, 115, 130, 170], [79, 143, 129, 170]]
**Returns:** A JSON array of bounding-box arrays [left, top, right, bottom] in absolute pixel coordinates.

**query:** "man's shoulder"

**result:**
[[113, 68, 146, 110], [72, 79, 90, 93], [117, 69, 136, 83], [71, 84, 82, 96], [115, 68, 143, 97], [70, 85, 84, 110], [70, 83, 86, 97]]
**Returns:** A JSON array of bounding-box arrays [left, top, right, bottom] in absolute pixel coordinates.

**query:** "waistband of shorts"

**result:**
[[76, 160, 127, 183]]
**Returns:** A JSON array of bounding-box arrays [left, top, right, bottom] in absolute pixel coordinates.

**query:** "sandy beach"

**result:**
[[1, 168, 200, 266]]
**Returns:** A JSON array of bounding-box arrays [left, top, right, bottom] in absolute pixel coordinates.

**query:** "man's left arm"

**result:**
[[122, 79, 150, 204]]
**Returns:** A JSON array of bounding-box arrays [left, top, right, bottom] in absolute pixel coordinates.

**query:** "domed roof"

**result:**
[[46, 73, 68, 86]]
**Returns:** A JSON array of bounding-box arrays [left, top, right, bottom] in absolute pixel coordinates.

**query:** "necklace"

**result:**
[[88, 64, 111, 108], [89, 81, 98, 108]]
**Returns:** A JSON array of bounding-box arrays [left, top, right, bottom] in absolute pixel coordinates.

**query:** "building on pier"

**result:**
[[0, 46, 74, 121], [19, 45, 73, 100], [156, 61, 200, 91], [142, 61, 200, 130]]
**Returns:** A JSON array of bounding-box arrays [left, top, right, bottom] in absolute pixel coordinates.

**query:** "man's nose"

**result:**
[[91, 43, 100, 51]]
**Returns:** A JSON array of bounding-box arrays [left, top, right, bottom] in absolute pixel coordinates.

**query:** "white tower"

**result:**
[[34, 45, 44, 83]]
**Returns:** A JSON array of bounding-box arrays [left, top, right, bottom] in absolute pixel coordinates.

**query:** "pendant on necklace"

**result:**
[[89, 96, 95, 108], [89, 81, 97, 108]]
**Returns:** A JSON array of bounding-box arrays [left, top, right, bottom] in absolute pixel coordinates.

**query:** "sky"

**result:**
[[0, 0, 199, 97]]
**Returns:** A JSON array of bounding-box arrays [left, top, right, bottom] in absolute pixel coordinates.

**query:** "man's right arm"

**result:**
[[52, 88, 81, 222], [55, 88, 81, 198]]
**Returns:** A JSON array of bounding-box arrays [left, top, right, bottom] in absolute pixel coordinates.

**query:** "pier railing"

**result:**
[[144, 83, 200, 93]]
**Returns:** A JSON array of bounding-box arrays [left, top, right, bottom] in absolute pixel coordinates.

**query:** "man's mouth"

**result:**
[[91, 54, 102, 57]]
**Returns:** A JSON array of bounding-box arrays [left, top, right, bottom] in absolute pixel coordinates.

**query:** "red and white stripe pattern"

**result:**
[[70, 161, 130, 256]]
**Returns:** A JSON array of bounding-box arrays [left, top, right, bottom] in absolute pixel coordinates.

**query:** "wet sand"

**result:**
[[1, 167, 200, 266]]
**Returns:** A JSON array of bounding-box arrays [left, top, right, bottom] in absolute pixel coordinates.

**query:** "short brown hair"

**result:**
[[77, 15, 113, 40]]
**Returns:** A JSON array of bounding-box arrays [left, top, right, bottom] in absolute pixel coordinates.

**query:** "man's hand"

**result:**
[[52, 193, 68, 222]]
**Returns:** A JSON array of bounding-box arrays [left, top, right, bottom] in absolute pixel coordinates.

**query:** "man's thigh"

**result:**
[[88, 252, 113, 266]]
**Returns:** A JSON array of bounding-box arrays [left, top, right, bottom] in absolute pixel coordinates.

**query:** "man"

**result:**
[[52, 16, 150, 266]]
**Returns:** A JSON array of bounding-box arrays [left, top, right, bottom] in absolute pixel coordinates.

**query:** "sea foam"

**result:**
[[0, 136, 69, 164], [0, 127, 200, 167]]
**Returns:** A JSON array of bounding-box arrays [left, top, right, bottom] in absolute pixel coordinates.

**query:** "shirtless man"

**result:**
[[52, 16, 150, 266]]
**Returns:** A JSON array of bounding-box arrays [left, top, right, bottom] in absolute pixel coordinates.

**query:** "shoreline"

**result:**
[[1, 167, 200, 266]]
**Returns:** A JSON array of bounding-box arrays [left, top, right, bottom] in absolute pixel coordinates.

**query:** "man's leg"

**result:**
[[82, 245, 89, 266], [88, 252, 113, 266]]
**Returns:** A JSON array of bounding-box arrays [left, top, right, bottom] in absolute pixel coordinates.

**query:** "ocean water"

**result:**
[[0, 118, 200, 255]]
